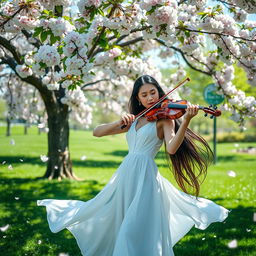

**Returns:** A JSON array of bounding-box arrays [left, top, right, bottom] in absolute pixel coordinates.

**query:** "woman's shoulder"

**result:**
[[156, 118, 175, 128], [156, 119, 175, 140]]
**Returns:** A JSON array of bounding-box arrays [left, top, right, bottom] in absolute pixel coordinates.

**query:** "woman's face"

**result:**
[[137, 83, 160, 109]]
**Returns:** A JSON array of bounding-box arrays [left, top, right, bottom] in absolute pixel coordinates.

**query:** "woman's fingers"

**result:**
[[186, 103, 199, 116], [121, 114, 135, 125]]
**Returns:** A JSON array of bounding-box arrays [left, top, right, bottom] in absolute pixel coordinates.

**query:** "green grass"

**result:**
[[0, 125, 255, 256]]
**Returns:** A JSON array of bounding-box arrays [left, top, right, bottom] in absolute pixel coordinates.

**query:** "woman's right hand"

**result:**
[[118, 113, 135, 127]]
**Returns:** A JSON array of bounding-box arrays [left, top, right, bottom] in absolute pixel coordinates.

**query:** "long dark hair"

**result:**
[[128, 75, 213, 197]]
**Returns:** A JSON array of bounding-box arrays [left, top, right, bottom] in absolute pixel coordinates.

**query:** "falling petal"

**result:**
[[40, 155, 49, 162], [3, 235, 6, 238], [246, 228, 251, 232], [202, 237, 205, 240], [227, 170, 236, 177], [213, 235, 217, 238], [81, 155, 87, 161], [14, 197, 20, 200], [19, 159, 24, 162], [228, 239, 237, 248], [253, 213, 256, 222], [10, 139, 15, 145], [2, 161, 6, 165], [234, 143, 239, 147], [38, 123, 45, 128], [0, 224, 10, 232], [38, 240, 42, 245], [8, 165, 13, 170], [54, 166, 58, 169]]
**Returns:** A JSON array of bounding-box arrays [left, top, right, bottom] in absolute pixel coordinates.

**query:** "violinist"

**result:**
[[38, 74, 229, 256]]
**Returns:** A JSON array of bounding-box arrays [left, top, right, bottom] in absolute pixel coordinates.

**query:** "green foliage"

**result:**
[[40, 30, 49, 42], [215, 132, 256, 143], [232, 66, 256, 97], [33, 27, 43, 37]]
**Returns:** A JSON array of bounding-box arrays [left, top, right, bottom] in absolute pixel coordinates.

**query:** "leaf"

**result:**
[[40, 31, 48, 42], [69, 83, 77, 90], [200, 13, 208, 20], [197, 12, 207, 15], [184, 30, 190, 37], [178, 36, 184, 44], [55, 5, 63, 16], [146, 6, 157, 15], [217, 47, 222, 53], [33, 27, 43, 37], [89, 57, 95, 63], [97, 9, 105, 16], [113, 30, 121, 38], [63, 16, 72, 22], [99, 38, 108, 48], [50, 33, 57, 44], [90, 9, 96, 21], [42, 10, 50, 15]]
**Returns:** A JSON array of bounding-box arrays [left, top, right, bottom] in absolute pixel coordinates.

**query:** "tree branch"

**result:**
[[176, 26, 256, 42], [0, 36, 22, 64], [219, 35, 255, 71], [6, 73, 14, 109], [108, 25, 151, 43], [92, 36, 144, 58], [117, 36, 144, 47], [91, 24, 151, 59], [81, 78, 110, 90], [87, 6, 116, 59], [21, 30, 41, 49], [1, 56, 47, 95], [0, 6, 25, 29], [215, 0, 236, 7], [155, 38, 212, 76]]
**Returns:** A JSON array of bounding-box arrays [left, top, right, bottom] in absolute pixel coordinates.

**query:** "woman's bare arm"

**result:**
[[93, 114, 135, 137], [161, 103, 199, 154]]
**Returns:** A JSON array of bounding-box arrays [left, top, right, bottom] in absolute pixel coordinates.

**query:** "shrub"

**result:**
[[207, 132, 256, 142]]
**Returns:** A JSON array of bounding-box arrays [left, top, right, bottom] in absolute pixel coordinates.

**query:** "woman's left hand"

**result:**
[[183, 102, 199, 121]]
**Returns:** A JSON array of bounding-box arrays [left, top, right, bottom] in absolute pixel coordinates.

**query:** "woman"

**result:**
[[38, 75, 229, 256]]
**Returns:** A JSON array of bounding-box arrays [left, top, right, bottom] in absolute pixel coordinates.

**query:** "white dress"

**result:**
[[37, 120, 229, 256]]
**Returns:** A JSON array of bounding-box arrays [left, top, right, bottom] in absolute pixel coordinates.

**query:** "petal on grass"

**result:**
[[228, 239, 238, 249], [227, 170, 236, 177], [0, 224, 10, 232]]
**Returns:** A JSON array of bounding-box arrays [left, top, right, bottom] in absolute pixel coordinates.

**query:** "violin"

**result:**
[[145, 99, 221, 121]]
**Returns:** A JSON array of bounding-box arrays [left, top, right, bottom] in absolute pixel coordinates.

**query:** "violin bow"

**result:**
[[121, 77, 190, 129]]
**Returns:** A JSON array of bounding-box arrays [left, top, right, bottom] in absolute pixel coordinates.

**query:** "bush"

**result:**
[[209, 132, 256, 142], [203, 132, 256, 143]]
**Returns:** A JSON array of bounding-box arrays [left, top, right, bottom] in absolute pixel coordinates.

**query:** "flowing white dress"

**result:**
[[37, 120, 229, 256]]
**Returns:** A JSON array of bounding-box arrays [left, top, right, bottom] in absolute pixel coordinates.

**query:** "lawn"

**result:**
[[0, 125, 255, 256]]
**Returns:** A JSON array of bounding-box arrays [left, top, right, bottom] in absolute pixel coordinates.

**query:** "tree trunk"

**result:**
[[6, 117, 11, 136], [24, 122, 28, 135], [43, 103, 79, 180]]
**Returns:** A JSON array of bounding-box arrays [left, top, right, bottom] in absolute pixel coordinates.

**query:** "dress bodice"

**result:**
[[126, 119, 163, 158]]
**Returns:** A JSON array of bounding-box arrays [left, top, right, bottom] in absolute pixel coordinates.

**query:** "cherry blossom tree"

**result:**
[[0, 70, 47, 136], [0, 0, 255, 180]]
